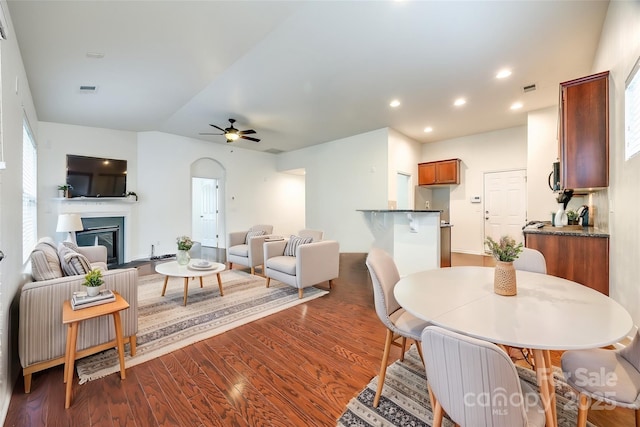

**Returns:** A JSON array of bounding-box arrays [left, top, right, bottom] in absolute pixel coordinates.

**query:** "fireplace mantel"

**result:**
[[53, 197, 136, 203]]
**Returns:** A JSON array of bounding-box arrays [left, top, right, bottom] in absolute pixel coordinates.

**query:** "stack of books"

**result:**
[[71, 289, 116, 310]]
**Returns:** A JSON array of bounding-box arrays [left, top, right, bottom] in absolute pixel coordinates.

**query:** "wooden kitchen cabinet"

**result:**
[[418, 159, 460, 186], [524, 231, 609, 295], [560, 71, 609, 190]]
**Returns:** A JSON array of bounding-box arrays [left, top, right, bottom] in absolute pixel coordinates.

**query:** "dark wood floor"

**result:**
[[4, 253, 634, 426]]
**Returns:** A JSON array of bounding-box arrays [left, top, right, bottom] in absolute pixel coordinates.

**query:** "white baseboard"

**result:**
[[452, 249, 490, 256], [0, 383, 11, 426]]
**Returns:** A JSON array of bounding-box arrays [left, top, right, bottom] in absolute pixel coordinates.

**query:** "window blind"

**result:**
[[22, 119, 37, 262]]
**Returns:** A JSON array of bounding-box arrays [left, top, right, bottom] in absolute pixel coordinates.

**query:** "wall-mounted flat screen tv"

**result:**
[[66, 155, 127, 198]]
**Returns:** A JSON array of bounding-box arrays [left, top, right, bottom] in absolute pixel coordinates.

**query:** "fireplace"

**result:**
[[76, 216, 125, 266]]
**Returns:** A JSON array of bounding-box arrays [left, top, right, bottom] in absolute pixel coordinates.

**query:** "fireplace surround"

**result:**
[[76, 216, 125, 266], [55, 198, 135, 265]]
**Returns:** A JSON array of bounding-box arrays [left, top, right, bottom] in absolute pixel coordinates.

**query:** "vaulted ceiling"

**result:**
[[8, 1, 609, 153]]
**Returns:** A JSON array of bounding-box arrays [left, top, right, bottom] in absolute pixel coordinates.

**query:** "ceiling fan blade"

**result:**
[[209, 124, 226, 132], [238, 129, 256, 135], [199, 132, 223, 135], [241, 136, 260, 142]]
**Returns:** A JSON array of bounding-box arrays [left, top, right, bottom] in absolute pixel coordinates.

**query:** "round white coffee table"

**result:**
[[155, 260, 225, 306]]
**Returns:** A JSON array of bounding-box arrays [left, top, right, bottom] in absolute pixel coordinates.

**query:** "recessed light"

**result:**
[[454, 98, 466, 107], [390, 99, 401, 108], [496, 69, 512, 79], [86, 52, 105, 59], [424, 127, 433, 133], [510, 102, 523, 110]]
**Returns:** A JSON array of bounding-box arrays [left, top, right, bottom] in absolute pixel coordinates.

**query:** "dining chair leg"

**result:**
[[432, 400, 444, 427], [577, 393, 590, 427], [427, 384, 435, 413], [251, 267, 255, 275], [400, 337, 407, 361], [374, 329, 394, 408], [415, 340, 425, 366]]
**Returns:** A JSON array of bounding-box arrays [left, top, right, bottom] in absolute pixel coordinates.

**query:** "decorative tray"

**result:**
[[188, 261, 216, 271]]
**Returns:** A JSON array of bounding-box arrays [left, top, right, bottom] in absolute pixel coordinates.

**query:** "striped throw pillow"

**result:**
[[58, 244, 92, 276], [283, 235, 313, 257], [30, 240, 64, 281]]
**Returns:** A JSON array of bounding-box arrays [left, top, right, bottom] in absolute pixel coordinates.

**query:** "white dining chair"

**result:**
[[562, 329, 640, 427], [421, 326, 546, 427], [513, 247, 547, 274], [365, 247, 430, 408]]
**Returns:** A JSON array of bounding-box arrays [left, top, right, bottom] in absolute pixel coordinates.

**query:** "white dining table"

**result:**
[[394, 266, 633, 427]]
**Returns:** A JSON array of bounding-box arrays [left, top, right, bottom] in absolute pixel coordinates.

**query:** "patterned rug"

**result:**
[[338, 345, 595, 427], [76, 270, 328, 383]]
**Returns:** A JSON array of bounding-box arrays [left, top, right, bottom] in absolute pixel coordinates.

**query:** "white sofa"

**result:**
[[19, 237, 138, 392]]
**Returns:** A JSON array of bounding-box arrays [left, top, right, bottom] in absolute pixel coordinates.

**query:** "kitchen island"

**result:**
[[358, 209, 442, 276]]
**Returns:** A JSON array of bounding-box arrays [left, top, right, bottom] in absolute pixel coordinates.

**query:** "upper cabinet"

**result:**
[[560, 71, 609, 190], [418, 159, 460, 186]]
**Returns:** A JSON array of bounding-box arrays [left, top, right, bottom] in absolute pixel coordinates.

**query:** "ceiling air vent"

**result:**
[[522, 83, 537, 93], [264, 148, 283, 154], [79, 85, 98, 93]]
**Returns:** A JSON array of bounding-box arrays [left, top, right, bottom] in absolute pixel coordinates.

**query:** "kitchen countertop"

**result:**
[[522, 224, 609, 238]]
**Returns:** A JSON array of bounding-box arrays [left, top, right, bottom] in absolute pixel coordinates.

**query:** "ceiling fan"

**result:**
[[199, 118, 260, 143]]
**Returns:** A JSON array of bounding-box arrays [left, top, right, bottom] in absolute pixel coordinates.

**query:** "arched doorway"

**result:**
[[191, 158, 226, 254]]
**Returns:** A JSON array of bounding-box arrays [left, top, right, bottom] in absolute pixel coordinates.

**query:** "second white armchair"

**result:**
[[264, 233, 339, 298]]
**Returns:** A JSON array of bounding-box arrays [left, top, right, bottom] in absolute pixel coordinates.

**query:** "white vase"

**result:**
[[176, 249, 190, 265], [554, 203, 567, 227], [86, 286, 100, 297]]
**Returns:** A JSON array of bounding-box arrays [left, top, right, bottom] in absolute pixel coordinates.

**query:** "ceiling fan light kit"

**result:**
[[200, 118, 260, 144]]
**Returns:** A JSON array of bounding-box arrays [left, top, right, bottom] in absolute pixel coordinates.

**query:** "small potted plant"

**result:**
[[125, 191, 138, 201], [57, 184, 73, 198], [83, 269, 104, 296], [485, 235, 523, 296], [566, 210, 578, 225]]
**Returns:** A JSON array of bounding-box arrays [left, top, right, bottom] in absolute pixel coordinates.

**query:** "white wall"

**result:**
[[278, 128, 389, 252], [37, 122, 138, 245], [590, 1, 640, 325], [422, 126, 528, 254], [0, 1, 40, 421], [137, 132, 304, 259], [388, 129, 421, 208], [526, 106, 562, 221]]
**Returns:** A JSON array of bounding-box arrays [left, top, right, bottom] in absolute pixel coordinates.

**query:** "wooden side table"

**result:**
[[62, 293, 130, 408]]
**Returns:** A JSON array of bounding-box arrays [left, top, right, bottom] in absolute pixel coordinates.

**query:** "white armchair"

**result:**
[[227, 224, 274, 275], [263, 235, 339, 298]]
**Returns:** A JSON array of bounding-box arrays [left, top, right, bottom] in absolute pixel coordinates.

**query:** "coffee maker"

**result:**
[[577, 205, 589, 226]]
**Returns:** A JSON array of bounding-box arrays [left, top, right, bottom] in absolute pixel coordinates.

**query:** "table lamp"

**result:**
[[56, 213, 84, 243]]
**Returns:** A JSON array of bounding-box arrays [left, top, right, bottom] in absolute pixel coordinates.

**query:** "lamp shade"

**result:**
[[56, 213, 84, 233]]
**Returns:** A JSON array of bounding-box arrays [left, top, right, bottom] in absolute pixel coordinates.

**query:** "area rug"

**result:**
[[337, 345, 595, 427], [76, 270, 328, 383]]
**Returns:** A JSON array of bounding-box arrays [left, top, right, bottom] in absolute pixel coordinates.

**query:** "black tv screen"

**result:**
[[66, 155, 127, 198]]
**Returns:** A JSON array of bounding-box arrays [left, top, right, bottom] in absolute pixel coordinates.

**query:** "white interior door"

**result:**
[[396, 172, 411, 210], [484, 170, 527, 246], [192, 177, 218, 247]]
